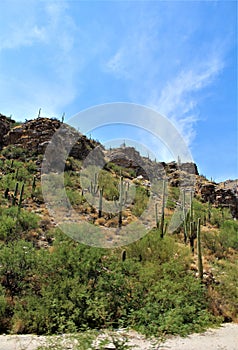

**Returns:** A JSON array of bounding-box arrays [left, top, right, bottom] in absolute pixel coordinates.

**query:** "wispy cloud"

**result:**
[[103, 3, 226, 146], [148, 55, 224, 144]]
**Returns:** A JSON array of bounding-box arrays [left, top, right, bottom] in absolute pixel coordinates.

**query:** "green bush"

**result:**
[[219, 220, 238, 250], [1, 146, 26, 160], [0, 207, 39, 240], [130, 262, 214, 336], [131, 186, 149, 217]]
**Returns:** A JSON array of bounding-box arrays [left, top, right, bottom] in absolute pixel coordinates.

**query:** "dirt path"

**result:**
[[159, 323, 238, 350], [0, 323, 237, 350]]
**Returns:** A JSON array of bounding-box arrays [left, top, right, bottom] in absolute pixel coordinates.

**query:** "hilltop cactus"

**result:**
[[114, 176, 128, 228]]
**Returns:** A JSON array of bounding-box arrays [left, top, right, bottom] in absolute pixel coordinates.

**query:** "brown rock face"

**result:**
[[106, 147, 198, 184], [3, 118, 61, 153], [106, 146, 165, 179], [3, 117, 102, 162], [0, 114, 15, 149], [196, 181, 238, 219]]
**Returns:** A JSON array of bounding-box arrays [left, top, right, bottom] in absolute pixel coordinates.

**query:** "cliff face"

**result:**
[[106, 146, 198, 183], [196, 181, 238, 219], [0, 114, 15, 149], [3, 118, 61, 154], [2, 117, 102, 162]]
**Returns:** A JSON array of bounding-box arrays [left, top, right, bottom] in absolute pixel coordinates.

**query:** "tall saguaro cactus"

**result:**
[[197, 218, 203, 281], [89, 173, 99, 195], [114, 176, 128, 228], [88, 173, 104, 218], [155, 180, 167, 238], [31, 176, 36, 198], [18, 183, 24, 213], [98, 188, 103, 218], [12, 182, 19, 206], [182, 190, 197, 252]]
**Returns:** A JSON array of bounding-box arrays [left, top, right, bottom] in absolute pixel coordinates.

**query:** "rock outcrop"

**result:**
[[0, 114, 15, 149], [3, 117, 102, 163], [106, 147, 198, 185], [196, 180, 238, 219]]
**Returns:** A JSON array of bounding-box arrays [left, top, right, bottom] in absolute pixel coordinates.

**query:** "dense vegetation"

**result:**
[[0, 146, 237, 341]]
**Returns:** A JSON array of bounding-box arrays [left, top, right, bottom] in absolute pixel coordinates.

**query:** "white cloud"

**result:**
[[149, 56, 224, 144], [104, 26, 224, 146]]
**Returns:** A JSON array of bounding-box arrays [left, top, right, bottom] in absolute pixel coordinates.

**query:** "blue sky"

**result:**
[[0, 0, 237, 182]]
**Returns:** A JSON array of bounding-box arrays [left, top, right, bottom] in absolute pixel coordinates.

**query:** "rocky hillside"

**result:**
[[0, 114, 237, 337], [1, 116, 101, 161], [0, 115, 237, 218]]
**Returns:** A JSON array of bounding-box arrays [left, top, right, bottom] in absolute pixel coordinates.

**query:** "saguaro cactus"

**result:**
[[88, 173, 103, 218], [98, 187, 103, 218], [12, 182, 19, 206], [89, 173, 99, 195], [121, 250, 126, 262], [155, 180, 167, 238], [182, 190, 197, 252], [31, 176, 36, 198], [197, 218, 203, 281], [155, 203, 159, 229], [18, 183, 24, 212], [114, 176, 128, 228]]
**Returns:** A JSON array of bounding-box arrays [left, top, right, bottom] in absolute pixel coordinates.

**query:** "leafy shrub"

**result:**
[[219, 220, 238, 250], [66, 189, 84, 206], [1, 145, 26, 160], [131, 186, 149, 217], [130, 262, 214, 336], [0, 207, 39, 240]]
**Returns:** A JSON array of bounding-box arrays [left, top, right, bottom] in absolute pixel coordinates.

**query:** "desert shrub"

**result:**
[[131, 186, 149, 217], [0, 227, 219, 336], [26, 160, 37, 174], [130, 262, 214, 336], [0, 207, 39, 240], [209, 207, 232, 228], [203, 230, 220, 255], [66, 189, 84, 206], [166, 186, 180, 209], [219, 220, 238, 250], [0, 240, 36, 299], [1, 145, 26, 160], [0, 285, 7, 317], [211, 260, 238, 321], [203, 220, 238, 258], [98, 170, 119, 200]]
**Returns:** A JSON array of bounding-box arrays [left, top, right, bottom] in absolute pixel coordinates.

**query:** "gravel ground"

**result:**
[[0, 323, 237, 350]]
